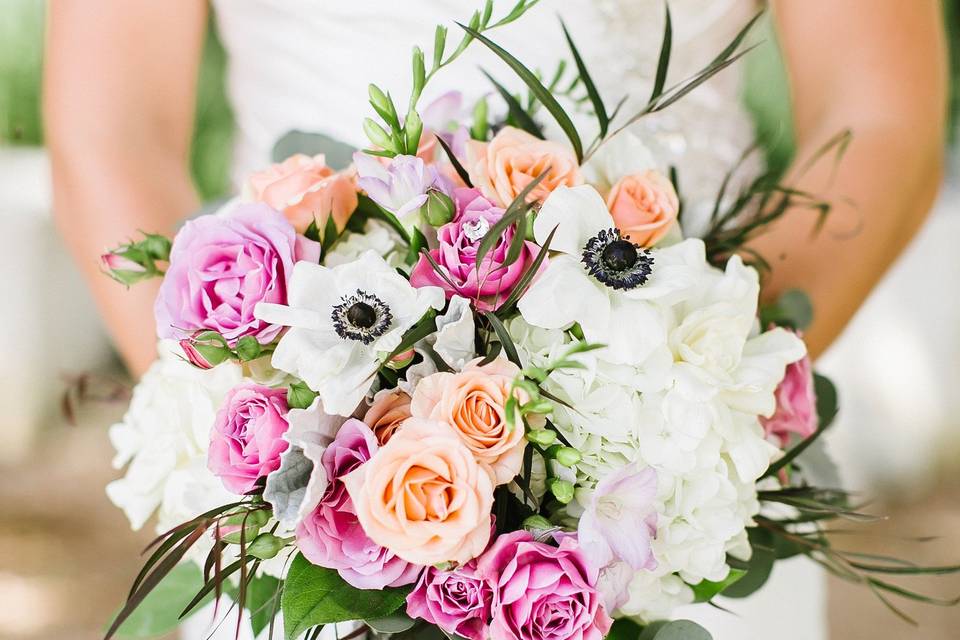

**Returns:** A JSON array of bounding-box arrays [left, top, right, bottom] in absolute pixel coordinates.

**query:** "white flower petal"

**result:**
[[533, 185, 613, 255], [518, 255, 609, 331]]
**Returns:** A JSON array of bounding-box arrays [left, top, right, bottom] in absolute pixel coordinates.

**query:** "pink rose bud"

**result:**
[[180, 331, 231, 369], [385, 348, 416, 370], [761, 354, 818, 447]]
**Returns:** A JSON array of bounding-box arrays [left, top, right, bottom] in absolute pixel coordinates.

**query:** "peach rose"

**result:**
[[410, 358, 529, 485], [606, 170, 679, 247], [465, 127, 582, 207], [363, 389, 412, 445], [343, 417, 494, 566], [246, 154, 358, 236]]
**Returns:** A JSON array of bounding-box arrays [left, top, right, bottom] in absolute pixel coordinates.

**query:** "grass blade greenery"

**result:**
[[481, 69, 545, 138], [560, 19, 608, 136]]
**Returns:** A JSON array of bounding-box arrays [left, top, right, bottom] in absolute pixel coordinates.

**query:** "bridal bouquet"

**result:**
[[101, 3, 958, 640]]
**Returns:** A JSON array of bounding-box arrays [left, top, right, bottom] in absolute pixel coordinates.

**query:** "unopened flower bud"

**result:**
[[180, 331, 231, 369], [522, 515, 553, 532], [423, 188, 455, 227], [101, 250, 152, 286], [220, 510, 269, 544], [246, 532, 287, 560], [554, 447, 581, 468], [549, 479, 575, 504], [235, 335, 263, 362], [526, 429, 557, 446]]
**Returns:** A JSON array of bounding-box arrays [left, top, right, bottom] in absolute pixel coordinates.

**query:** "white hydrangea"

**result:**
[[107, 341, 242, 532], [511, 191, 805, 620]]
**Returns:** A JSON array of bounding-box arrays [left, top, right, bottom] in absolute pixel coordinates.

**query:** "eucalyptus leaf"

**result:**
[[271, 130, 357, 171], [606, 617, 643, 639], [365, 613, 417, 634], [641, 620, 713, 640], [759, 288, 814, 330], [110, 564, 210, 639], [282, 554, 409, 639]]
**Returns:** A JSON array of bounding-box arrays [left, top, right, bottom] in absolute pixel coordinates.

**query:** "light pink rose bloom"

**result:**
[[246, 154, 358, 236], [410, 357, 529, 485], [296, 419, 420, 590], [409, 188, 545, 311], [362, 389, 412, 445], [465, 126, 582, 207], [606, 170, 679, 247], [761, 354, 818, 447], [208, 383, 290, 494], [155, 204, 320, 346], [477, 531, 612, 640], [406, 561, 492, 640], [343, 417, 495, 566]]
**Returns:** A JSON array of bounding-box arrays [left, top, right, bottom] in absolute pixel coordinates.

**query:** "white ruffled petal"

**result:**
[[518, 255, 610, 331]]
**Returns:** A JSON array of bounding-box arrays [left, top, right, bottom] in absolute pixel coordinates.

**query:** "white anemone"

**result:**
[[255, 250, 444, 416]]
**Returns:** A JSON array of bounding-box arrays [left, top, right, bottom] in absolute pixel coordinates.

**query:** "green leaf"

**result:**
[[365, 613, 417, 634], [763, 373, 838, 478], [435, 134, 474, 188], [496, 225, 556, 314], [471, 96, 489, 141], [281, 554, 409, 639], [690, 568, 746, 603], [287, 381, 318, 410], [722, 529, 775, 598], [759, 288, 814, 330], [482, 69, 544, 139], [271, 130, 357, 171], [111, 564, 210, 639], [560, 20, 607, 136], [461, 24, 583, 161], [640, 620, 713, 640], [649, 5, 672, 104], [482, 311, 521, 366], [247, 574, 282, 638], [606, 617, 643, 639]]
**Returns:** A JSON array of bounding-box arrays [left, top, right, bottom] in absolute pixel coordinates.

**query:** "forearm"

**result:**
[[49, 146, 198, 376], [753, 120, 943, 359]]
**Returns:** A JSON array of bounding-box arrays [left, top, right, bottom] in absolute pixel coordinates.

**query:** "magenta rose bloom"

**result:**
[[410, 188, 544, 310], [406, 562, 492, 640], [155, 203, 320, 346], [208, 383, 291, 494], [761, 353, 818, 447], [477, 531, 612, 640], [296, 419, 420, 590]]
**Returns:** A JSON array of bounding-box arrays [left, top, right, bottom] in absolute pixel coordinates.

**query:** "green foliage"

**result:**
[[272, 130, 357, 170], [638, 620, 712, 640], [281, 553, 409, 640], [247, 574, 282, 637], [690, 568, 746, 603], [722, 528, 776, 598], [606, 618, 643, 639], [0, 1, 44, 145], [759, 288, 813, 330], [110, 564, 210, 639], [287, 380, 318, 410]]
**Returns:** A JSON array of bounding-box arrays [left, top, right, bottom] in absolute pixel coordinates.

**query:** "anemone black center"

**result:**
[[601, 240, 638, 272], [346, 301, 377, 328]]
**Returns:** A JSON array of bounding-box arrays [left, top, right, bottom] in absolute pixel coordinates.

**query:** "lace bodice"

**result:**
[[211, 0, 761, 221]]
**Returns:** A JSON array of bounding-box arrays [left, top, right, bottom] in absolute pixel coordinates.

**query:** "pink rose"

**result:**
[[406, 562, 492, 640], [409, 188, 545, 310], [246, 154, 358, 236], [343, 417, 495, 566], [155, 204, 320, 346], [761, 354, 818, 447], [477, 531, 612, 640], [466, 127, 583, 207], [296, 420, 420, 590], [208, 383, 291, 494], [410, 357, 529, 485], [606, 170, 679, 247]]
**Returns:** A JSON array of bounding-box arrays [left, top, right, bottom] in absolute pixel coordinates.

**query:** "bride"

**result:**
[[44, 1, 947, 639]]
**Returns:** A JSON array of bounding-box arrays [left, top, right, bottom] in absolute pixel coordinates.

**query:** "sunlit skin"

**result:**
[[44, 0, 947, 377]]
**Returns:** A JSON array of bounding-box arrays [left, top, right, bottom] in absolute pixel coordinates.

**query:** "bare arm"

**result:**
[[758, 0, 947, 358], [45, 0, 207, 377]]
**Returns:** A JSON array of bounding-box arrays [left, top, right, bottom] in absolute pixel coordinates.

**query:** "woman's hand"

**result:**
[[45, 0, 208, 377], [761, 0, 948, 358]]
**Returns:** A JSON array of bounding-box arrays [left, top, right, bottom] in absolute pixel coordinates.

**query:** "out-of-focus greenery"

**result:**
[[1, 1, 957, 198], [0, 1, 234, 201]]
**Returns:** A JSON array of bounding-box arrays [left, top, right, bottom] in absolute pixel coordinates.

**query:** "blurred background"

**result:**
[[1, 1, 959, 639]]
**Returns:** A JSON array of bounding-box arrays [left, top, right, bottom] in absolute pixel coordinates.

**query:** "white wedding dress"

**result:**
[[182, 1, 827, 638]]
